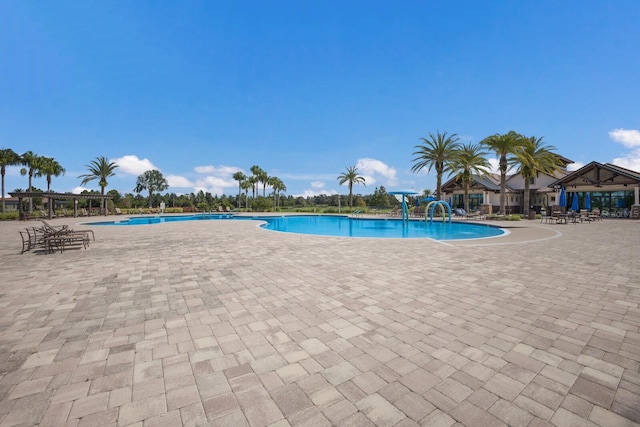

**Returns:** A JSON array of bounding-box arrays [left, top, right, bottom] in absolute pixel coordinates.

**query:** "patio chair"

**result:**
[[39, 209, 55, 219], [579, 210, 593, 223], [43, 232, 90, 253], [39, 219, 95, 241], [19, 231, 32, 254]]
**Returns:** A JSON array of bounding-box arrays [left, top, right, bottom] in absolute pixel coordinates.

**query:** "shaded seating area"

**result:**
[[19, 220, 95, 254], [9, 191, 112, 220]]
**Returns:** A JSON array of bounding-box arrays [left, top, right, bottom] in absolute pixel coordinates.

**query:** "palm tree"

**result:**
[[38, 157, 66, 192], [337, 166, 366, 209], [134, 170, 169, 208], [0, 148, 21, 214], [451, 143, 491, 213], [268, 176, 286, 211], [37, 157, 66, 217], [240, 178, 252, 210], [20, 151, 45, 213], [248, 175, 257, 199], [250, 165, 265, 198], [411, 131, 461, 200], [512, 136, 563, 216], [78, 156, 119, 214], [480, 131, 523, 215], [258, 170, 269, 197], [232, 171, 247, 208]]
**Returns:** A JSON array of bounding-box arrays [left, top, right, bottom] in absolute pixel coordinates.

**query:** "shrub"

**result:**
[[163, 207, 183, 213], [0, 211, 19, 221]]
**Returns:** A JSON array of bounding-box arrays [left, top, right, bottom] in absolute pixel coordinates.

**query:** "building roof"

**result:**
[[550, 161, 640, 188], [9, 191, 112, 200]]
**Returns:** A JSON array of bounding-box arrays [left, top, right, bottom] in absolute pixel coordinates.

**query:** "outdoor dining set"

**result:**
[[19, 219, 95, 254], [540, 209, 602, 224]]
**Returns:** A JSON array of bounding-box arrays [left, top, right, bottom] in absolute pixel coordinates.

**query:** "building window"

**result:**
[[529, 177, 535, 185]]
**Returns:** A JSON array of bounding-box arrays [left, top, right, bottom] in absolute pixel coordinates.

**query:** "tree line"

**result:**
[[2, 130, 562, 215]]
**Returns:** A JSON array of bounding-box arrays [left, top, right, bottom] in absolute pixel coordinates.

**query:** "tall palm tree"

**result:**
[[247, 175, 257, 200], [134, 170, 169, 209], [451, 143, 491, 213], [0, 148, 21, 214], [20, 151, 45, 213], [240, 178, 252, 210], [250, 165, 265, 198], [258, 170, 269, 197], [337, 166, 366, 209], [232, 171, 247, 208], [268, 176, 286, 211], [38, 157, 66, 217], [480, 131, 523, 215], [78, 156, 119, 214], [38, 157, 66, 192], [512, 136, 563, 215], [411, 131, 460, 200]]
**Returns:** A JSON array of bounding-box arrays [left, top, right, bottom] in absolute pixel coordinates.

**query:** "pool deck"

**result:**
[[0, 216, 638, 426]]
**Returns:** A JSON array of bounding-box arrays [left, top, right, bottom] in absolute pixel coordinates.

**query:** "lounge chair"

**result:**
[[19, 229, 39, 254], [39, 209, 55, 219], [39, 219, 95, 241], [43, 232, 90, 253], [389, 206, 401, 217]]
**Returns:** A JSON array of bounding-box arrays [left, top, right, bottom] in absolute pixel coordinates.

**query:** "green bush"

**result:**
[[163, 207, 183, 213], [505, 214, 521, 221], [0, 211, 19, 221]]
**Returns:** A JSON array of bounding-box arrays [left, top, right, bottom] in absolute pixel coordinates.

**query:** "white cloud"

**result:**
[[609, 129, 640, 148], [194, 165, 242, 175], [193, 175, 236, 196], [610, 129, 640, 171], [355, 158, 398, 187], [311, 181, 324, 189], [72, 186, 89, 194], [567, 161, 585, 172], [113, 155, 158, 175], [166, 175, 193, 188], [487, 158, 500, 174]]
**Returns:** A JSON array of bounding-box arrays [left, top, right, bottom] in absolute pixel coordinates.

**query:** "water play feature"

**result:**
[[388, 190, 419, 222], [424, 200, 452, 223]]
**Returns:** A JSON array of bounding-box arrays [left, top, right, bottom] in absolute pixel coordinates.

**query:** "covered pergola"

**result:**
[[9, 191, 112, 220]]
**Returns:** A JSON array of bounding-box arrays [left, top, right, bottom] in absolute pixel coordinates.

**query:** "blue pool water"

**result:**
[[88, 213, 233, 226], [88, 214, 505, 240]]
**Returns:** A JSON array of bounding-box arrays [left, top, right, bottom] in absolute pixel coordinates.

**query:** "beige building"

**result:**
[[441, 160, 640, 219]]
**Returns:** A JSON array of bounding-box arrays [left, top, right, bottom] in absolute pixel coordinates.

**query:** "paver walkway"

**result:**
[[0, 216, 638, 426]]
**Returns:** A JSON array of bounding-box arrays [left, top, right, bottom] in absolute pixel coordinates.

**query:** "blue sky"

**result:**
[[1, 1, 639, 199]]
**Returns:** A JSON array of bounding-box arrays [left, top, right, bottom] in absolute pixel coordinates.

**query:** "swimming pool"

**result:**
[[88, 214, 505, 240], [88, 213, 233, 226]]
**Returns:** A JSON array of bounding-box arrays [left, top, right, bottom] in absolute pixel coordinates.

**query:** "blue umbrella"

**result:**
[[571, 192, 579, 212], [448, 197, 452, 207], [559, 187, 566, 208], [585, 193, 591, 211]]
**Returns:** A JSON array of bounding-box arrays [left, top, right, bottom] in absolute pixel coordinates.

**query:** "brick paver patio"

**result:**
[[0, 216, 638, 426]]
